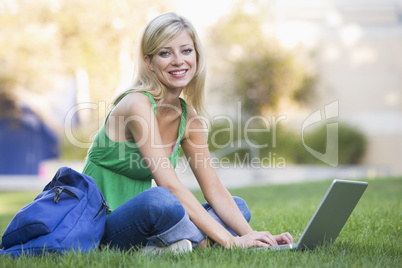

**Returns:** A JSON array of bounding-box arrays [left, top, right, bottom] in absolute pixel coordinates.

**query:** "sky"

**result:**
[[175, 0, 237, 38]]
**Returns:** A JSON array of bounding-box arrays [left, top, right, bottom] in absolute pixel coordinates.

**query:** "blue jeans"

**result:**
[[101, 187, 251, 250]]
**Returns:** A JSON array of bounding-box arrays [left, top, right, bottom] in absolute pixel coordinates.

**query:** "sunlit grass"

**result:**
[[1, 177, 400, 267], [0, 192, 38, 220]]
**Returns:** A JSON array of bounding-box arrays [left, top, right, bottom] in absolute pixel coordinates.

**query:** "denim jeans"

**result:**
[[101, 186, 251, 250]]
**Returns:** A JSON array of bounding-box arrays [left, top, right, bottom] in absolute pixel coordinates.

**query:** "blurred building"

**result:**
[[272, 0, 402, 175], [0, 105, 59, 175], [0, 75, 78, 175]]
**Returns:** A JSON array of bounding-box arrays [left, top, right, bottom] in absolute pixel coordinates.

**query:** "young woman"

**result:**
[[83, 12, 293, 252]]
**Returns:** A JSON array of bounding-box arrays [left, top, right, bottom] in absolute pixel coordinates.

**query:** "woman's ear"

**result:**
[[144, 55, 154, 72]]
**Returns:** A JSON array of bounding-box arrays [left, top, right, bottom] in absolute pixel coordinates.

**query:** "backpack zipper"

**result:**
[[54, 187, 78, 203], [93, 199, 110, 219]]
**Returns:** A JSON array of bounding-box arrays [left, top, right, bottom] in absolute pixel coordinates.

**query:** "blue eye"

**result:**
[[183, 49, 193, 54], [159, 51, 170, 57]]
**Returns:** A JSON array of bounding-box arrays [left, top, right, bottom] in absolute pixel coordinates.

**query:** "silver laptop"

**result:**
[[258, 179, 368, 251]]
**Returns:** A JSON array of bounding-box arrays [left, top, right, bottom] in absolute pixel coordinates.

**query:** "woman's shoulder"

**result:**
[[183, 103, 207, 136], [123, 91, 152, 103], [184, 103, 200, 122], [116, 91, 154, 113]]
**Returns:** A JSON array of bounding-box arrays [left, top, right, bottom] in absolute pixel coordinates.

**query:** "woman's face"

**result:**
[[145, 31, 197, 93]]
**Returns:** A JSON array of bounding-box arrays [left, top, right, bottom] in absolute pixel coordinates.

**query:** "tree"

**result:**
[[0, 0, 173, 160], [0, 0, 172, 111], [207, 3, 315, 116]]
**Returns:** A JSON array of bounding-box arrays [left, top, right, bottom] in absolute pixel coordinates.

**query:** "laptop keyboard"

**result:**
[[253, 243, 297, 251], [270, 243, 297, 250]]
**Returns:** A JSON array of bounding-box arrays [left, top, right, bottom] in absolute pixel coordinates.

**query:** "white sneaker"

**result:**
[[141, 239, 192, 254]]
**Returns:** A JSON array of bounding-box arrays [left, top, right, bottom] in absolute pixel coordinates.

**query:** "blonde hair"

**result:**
[[115, 12, 207, 116]]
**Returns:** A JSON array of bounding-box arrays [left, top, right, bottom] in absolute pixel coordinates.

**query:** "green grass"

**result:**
[[0, 177, 400, 267]]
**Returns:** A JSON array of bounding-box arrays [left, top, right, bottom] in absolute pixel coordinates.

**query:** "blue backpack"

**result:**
[[0, 167, 109, 257]]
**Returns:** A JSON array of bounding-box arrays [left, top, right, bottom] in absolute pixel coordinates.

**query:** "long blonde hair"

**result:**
[[115, 12, 207, 116]]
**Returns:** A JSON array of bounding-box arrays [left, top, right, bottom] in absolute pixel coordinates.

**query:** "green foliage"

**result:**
[[207, 6, 316, 115], [301, 123, 368, 165], [1, 178, 400, 267], [232, 45, 316, 115], [0, 0, 172, 99], [0, 0, 174, 160], [207, 120, 367, 165]]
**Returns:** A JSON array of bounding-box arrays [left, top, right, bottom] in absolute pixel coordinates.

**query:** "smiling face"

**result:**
[[144, 31, 197, 93]]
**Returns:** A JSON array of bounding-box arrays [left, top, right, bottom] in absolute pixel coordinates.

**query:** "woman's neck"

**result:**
[[164, 88, 182, 104], [157, 89, 182, 117]]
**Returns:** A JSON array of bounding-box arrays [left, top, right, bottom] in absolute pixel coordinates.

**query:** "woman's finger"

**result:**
[[261, 231, 278, 246], [284, 232, 294, 244], [275, 232, 294, 244], [279, 233, 292, 245]]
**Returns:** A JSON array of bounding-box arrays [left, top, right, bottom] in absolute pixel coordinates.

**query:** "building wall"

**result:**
[[273, 0, 402, 175]]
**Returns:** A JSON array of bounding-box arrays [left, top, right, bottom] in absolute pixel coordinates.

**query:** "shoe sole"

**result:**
[[141, 239, 192, 254]]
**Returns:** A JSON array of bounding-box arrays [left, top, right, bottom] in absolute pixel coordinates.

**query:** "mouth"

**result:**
[[169, 69, 188, 77]]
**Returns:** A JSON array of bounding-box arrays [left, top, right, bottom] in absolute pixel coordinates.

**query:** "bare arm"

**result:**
[[123, 94, 292, 248], [181, 108, 294, 247], [181, 114, 253, 236], [124, 94, 237, 247]]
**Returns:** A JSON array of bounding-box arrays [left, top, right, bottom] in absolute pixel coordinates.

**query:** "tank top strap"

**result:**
[[105, 90, 186, 152], [106, 90, 157, 121], [177, 97, 188, 145], [139, 91, 157, 115]]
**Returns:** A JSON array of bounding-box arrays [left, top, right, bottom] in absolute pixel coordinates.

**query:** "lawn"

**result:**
[[0, 177, 400, 267]]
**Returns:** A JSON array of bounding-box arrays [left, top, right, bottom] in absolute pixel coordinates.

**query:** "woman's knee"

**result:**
[[233, 196, 251, 222], [102, 187, 186, 249], [141, 187, 186, 221]]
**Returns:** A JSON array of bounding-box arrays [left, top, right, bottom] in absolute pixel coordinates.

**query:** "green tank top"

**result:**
[[82, 91, 187, 211]]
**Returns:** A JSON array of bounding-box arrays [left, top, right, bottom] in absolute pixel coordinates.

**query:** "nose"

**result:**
[[172, 53, 184, 66]]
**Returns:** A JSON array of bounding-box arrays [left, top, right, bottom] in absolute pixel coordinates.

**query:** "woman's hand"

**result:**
[[273, 232, 294, 245], [229, 231, 294, 249]]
